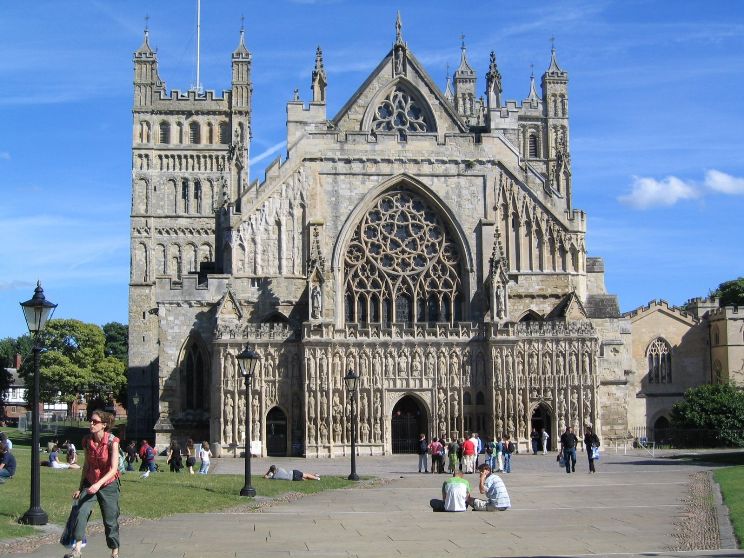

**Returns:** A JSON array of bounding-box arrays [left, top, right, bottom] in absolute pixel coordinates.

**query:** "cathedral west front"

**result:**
[[128, 17, 641, 457]]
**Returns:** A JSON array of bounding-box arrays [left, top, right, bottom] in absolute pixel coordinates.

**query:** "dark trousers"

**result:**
[[588, 451, 596, 472], [563, 447, 577, 473], [74, 480, 120, 549]]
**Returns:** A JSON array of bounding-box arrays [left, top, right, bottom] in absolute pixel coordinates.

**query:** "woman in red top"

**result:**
[[66, 410, 121, 558]]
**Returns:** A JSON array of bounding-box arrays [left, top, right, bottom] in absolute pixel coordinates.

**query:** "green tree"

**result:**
[[18, 319, 127, 408], [712, 277, 744, 308], [671, 383, 744, 446], [0, 335, 32, 368], [102, 322, 128, 364]]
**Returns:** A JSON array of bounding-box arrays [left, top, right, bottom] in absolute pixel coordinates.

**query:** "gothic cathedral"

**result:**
[[128, 19, 637, 456]]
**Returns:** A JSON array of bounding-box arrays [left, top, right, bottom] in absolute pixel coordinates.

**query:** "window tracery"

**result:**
[[647, 337, 672, 384], [370, 88, 432, 140], [344, 190, 462, 325]]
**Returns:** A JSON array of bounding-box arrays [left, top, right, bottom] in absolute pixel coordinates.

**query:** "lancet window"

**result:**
[[344, 189, 462, 325], [370, 88, 432, 140], [647, 337, 672, 384]]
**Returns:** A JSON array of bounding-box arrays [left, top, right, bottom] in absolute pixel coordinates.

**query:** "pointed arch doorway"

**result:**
[[530, 403, 552, 451], [391, 395, 427, 454], [266, 407, 287, 457]]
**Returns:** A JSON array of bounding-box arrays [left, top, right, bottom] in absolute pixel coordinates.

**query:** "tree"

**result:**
[[671, 383, 744, 446], [712, 277, 744, 308], [0, 335, 32, 369], [18, 319, 127, 408], [102, 322, 128, 364]]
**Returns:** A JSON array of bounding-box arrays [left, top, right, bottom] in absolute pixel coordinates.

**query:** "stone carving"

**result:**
[[308, 357, 316, 386], [411, 353, 422, 377], [320, 393, 328, 420], [360, 392, 369, 422], [307, 392, 316, 420], [223, 393, 234, 443], [450, 358, 459, 387], [373, 392, 382, 419], [238, 399, 246, 443], [371, 89, 430, 140], [320, 423, 329, 444], [360, 421, 370, 443], [373, 421, 382, 443], [308, 421, 316, 445], [332, 393, 342, 417], [311, 285, 322, 318], [333, 418, 342, 443], [373, 353, 382, 387]]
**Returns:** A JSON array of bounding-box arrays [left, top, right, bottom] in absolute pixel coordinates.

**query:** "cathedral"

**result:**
[[127, 18, 740, 456]]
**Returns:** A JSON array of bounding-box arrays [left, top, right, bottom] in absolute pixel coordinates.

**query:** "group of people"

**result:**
[[0, 432, 15, 483], [559, 425, 601, 474], [430, 463, 511, 513], [132, 438, 213, 477], [418, 432, 516, 475]]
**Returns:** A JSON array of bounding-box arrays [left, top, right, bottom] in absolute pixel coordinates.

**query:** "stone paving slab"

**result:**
[[17, 452, 744, 558]]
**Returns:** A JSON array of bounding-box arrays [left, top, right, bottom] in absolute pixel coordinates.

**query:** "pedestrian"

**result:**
[[462, 434, 476, 473], [474, 433, 483, 468], [428, 437, 443, 474], [264, 464, 320, 481], [417, 433, 429, 473], [560, 426, 579, 474], [502, 435, 514, 473], [484, 437, 495, 470], [0, 442, 16, 481], [139, 440, 157, 478], [65, 409, 121, 558], [456, 438, 464, 471], [468, 463, 511, 512], [124, 441, 138, 471], [429, 471, 471, 512], [530, 428, 540, 455], [184, 438, 196, 475], [495, 436, 504, 472], [541, 428, 549, 454], [167, 440, 183, 472], [584, 426, 600, 474], [447, 438, 460, 473], [198, 441, 212, 474]]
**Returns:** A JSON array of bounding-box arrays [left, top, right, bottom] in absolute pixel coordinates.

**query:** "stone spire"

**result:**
[[311, 46, 327, 103], [444, 64, 454, 103], [489, 227, 509, 322], [545, 42, 566, 77], [232, 19, 250, 60], [453, 35, 476, 119], [231, 23, 252, 110], [133, 24, 164, 107], [395, 10, 404, 46], [485, 50, 502, 109], [525, 65, 540, 105]]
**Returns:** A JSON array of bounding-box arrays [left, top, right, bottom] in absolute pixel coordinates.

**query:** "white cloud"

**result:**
[[0, 152, 10, 160], [618, 175, 699, 209], [249, 141, 286, 166], [704, 169, 744, 195]]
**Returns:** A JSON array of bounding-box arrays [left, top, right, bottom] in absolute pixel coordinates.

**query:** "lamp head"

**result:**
[[236, 346, 260, 379], [344, 369, 358, 392], [20, 281, 57, 334]]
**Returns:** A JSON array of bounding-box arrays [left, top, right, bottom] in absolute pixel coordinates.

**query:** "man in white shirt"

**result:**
[[430, 471, 471, 512], [469, 463, 511, 512]]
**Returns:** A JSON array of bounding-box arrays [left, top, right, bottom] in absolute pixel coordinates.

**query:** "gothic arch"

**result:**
[[517, 309, 543, 322], [361, 77, 438, 139], [332, 174, 474, 328], [176, 332, 210, 413], [646, 337, 672, 384]]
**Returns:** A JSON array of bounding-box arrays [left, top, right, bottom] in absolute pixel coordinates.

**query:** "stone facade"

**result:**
[[127, 20, 670, 455]]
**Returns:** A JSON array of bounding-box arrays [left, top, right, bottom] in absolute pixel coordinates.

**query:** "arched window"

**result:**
[[463, 392, 472, 406], [646, 338, 672, 384], [159, 121, 170, 144], [181, 340, 208, 411], [344, 189, 463, 325], [206, 122, 214, 144], [528, 133, 538, 158], [189, 122, 200, 144], [219, 122, 230, 144], [370, 87, 434, 141], [475, 391, 485, 406], [194, 181, 202, 214]]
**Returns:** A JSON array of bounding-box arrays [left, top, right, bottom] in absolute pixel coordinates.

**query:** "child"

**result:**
[[198, 441, 212, 474]]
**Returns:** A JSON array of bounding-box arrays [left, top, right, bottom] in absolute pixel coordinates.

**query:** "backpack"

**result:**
[[107, 435, 127, 475]]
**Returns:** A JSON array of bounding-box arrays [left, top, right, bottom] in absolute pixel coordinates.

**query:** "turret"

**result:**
[[311, 46, 327, 103], [230, 24, 252, 208], [133, 28, 164, 108], [453, 37, 477, 121], [541, 45, 571, 205]]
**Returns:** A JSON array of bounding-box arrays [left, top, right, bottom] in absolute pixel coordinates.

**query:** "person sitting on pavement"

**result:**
[[264, 464, 320, 481], [467, 463, 511, 512], [430, 470, 471, 512]]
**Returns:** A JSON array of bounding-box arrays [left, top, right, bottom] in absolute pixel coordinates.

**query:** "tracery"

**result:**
[[370, 88, 431, 140], [344, 189, 462, 325]]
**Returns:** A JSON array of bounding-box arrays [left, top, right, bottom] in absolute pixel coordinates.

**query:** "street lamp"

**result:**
[[19, 281, 57, 526], [236, 346, 260, 497], [343, 369, 360, 481]]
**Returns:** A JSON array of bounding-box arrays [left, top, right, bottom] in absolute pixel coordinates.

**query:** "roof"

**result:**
[[584, 295, 621, 319]]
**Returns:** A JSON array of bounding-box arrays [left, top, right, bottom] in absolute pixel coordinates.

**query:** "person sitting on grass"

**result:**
[[264, 464, 320, 481], [430, 470, 471, 512], [467, 463, 510, 512], [0, 442, 16, 481], [65, 440, 78, 465], [50, 444, 81, 469]]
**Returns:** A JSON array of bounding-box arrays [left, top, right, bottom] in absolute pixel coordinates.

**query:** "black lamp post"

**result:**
[[19, 281, 57, 526], [236, 346, 260, 497], [344, 369, 360, 481]]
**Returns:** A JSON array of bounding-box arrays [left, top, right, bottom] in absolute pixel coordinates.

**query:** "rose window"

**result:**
[[344, 190, 462, 324], [370, 88, 432, 140]]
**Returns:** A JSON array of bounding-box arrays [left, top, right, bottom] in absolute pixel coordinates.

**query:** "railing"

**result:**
[[630, 426, 744, 449]]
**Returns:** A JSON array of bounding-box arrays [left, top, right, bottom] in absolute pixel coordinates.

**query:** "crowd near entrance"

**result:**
[[391, 395, 427, 453]]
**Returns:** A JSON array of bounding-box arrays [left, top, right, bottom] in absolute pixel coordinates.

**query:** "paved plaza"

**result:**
[[18, 450, 744, 557]]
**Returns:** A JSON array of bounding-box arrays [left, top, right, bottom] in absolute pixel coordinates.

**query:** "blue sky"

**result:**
[[1, 1, 742, 338]]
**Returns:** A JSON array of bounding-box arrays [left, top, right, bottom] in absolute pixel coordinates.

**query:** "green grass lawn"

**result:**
[[714, 466, 744, 546], [0, 447, 356, 542]]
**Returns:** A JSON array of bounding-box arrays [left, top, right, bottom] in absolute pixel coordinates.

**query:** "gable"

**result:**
[[332, 47, 467, 137], [215, 289, 243, 321]]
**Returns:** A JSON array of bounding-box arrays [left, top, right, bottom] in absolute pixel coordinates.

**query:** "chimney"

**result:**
[[14, 353, 21, 369]]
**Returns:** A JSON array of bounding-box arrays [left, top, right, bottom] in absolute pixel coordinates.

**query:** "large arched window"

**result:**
[[182, 340, 208, 411], [646, 337, 672, 384], [344, 189, 462, 325], [189, 122, 201, 144], [528, 133, 538, 158], [159, 121, 170, 144], [370, 87, 434, 141]]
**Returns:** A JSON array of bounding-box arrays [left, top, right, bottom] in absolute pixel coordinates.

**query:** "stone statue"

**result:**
[[333, 418, 342, 443], [332, 392, 342, 416], [223, 393, 234, 443], [253, 417, 260, 440], [308, 422, 316, 445], [320, 423, 329, 444], [373, 421, 382, 443], [373, 353, 382, 387], [360, 392, 368, 421], [543, 354, 552, 376], [360, 421, 370, 443], [308, 392, 316, 420], [373, 392, 382, 419], [320, 392, 328, 420], [252, 394, 259, 423], [238, 400, 246, 443], [505, 356, 513, 386], [450, 359, 459, 387], [397, 353, 407, 377], [411, 354, 421, 377], [308, 358, 316, 386], [451, 392, 459, 419], [556, 354, 564, 376], [583, 351, 590, 374]]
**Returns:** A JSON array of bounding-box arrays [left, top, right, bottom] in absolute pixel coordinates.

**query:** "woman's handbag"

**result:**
[[591, 446, 600, 460], [558, 452, 565, 468]]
